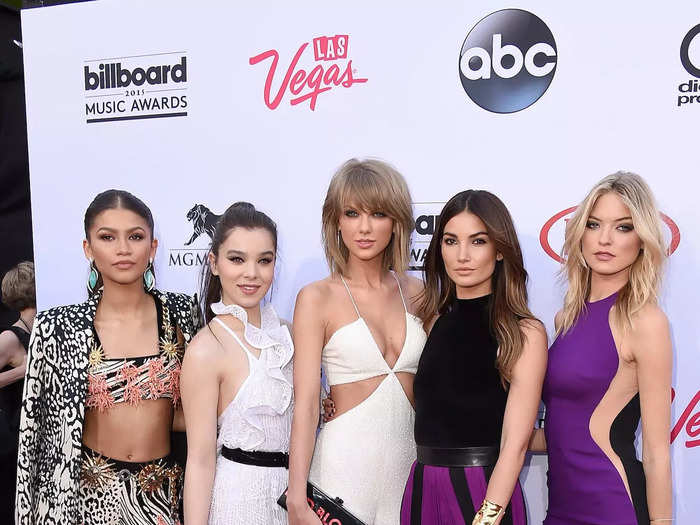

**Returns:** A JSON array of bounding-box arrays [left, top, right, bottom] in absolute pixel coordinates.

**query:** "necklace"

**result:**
[[18, 315, 32, 332]]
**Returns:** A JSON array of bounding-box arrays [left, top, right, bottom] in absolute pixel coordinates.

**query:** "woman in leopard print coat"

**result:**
[[15, 190, 202, 525]]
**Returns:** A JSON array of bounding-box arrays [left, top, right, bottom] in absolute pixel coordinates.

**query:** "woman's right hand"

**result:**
[[321, 397, 335, 423], [287, 500, 321, 525]]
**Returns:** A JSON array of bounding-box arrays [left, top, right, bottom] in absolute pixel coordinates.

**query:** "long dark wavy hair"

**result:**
[[417, 190, 538, 385], [200, 202, 278, 323]]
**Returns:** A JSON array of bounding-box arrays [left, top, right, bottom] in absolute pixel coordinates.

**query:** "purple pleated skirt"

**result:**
[[400, 460, 527, 525]]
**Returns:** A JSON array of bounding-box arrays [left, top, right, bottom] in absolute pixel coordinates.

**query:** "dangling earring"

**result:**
[[337, 230, 342, 248], [86, 259, 100, 295], [143, 258, 155, 292]]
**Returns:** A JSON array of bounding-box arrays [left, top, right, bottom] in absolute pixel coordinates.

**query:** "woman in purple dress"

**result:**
[[534, 172, 673, 524]]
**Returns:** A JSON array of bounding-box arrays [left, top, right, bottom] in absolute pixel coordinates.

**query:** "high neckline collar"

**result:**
[[454, 293, 491, 310], [211, 300, 263, 329], [586, 290, 619, 306]]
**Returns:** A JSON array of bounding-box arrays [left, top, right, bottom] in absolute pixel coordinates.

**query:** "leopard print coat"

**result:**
[[15, 289, 202, 525]]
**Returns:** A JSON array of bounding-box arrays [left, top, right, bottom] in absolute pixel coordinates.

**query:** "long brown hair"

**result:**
[[418, 190, 538, 385]]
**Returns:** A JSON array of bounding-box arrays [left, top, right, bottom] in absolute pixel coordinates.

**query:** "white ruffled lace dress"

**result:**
[[208, 302, 294, 525]]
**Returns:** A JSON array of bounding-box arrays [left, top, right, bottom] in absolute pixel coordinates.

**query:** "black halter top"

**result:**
[[413, 294, 507, 448], [0, 326, 30, 432]]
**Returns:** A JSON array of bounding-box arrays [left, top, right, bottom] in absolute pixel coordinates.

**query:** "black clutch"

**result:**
[[277, 482, 367, 525]]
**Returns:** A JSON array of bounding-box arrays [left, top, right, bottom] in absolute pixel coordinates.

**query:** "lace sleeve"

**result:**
[[15, 317, 45, 524]]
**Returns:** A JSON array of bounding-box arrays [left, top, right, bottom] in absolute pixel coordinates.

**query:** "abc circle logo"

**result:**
[[681, 24, 700, 77], [459, 9, 557, 113]]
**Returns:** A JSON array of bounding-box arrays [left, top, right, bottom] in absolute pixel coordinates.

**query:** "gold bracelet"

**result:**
[[650, 520, 673, 523], [472, 499, 504, 525]]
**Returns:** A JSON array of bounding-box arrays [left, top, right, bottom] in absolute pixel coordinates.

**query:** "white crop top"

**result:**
[[322, 272, 426, 386]]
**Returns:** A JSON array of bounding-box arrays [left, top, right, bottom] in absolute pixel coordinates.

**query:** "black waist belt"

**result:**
[[221, 446, 289, 468], [417, 445, 499, 467]]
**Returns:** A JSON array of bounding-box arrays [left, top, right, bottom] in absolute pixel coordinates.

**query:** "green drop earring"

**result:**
[[143, 258, 155, 292], [86, 259, 100, 295]]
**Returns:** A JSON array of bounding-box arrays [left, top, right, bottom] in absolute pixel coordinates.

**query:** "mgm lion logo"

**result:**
[[185, 204, 221, 246]]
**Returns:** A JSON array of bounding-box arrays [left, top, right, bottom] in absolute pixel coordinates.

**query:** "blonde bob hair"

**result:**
[[2, 261, 36, 311], [558, 171, 666, 335], [321, 158, 414, 276]]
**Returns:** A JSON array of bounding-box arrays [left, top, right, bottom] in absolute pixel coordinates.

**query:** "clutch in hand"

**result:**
[[278, 482, 367, 525]]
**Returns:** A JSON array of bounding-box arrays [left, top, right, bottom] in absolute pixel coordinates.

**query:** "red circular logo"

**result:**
[[540, 207, 681, 263]]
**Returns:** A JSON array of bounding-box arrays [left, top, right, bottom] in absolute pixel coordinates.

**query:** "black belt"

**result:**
[[417, 445, 499, 467], [221, 446, 289, 468]]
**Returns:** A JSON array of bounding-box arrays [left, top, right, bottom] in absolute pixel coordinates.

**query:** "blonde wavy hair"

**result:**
[[558, 171, 666, 335], [321, 158, 414, 276]]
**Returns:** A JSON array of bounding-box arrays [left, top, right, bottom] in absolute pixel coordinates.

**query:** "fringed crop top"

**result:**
[[86, 298, 183, 412]]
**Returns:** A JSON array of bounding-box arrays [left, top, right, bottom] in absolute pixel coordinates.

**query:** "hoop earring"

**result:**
[[143, 258, 155, 292], [87, 259, 100, 295]]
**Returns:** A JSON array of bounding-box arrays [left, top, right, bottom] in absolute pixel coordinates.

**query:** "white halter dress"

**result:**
[[309, 273, 427, 524], [208, 302, 294, 525]]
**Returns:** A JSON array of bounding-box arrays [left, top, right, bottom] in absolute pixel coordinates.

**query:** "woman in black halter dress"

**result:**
[[0, 261, 35, 525]]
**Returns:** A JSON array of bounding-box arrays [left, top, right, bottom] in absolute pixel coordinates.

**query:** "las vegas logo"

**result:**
[[249, 34, 368, 111]]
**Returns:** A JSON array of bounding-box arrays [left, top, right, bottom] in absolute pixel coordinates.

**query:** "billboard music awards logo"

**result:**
[[249, 34, 368, 111], [83, 52, 188, 123], [410, 202, 445, 271], [458, 9, 557, 113], [677, 24, 700, 107], [168, 204, 221, 267], [540, 206, 681, 263]]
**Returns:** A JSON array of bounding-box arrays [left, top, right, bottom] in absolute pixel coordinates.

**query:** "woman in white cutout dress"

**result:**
[[287, 159, 427, 525], [181, 202, 293, 525]]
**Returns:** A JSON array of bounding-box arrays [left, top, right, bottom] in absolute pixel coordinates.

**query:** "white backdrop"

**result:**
[[22, 1, 700, 522]]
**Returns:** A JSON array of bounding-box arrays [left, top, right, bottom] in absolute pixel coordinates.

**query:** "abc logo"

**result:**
[[459, 9, 557, 113], [681, 23, 700, 77]]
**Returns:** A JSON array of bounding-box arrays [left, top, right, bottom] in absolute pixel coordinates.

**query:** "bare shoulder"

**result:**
[[0, 329, 20, 345], [296, 278, 331, 303], [398, 274, 424, 299], [630, 302, 670, 341], [519, 317, 547, 337], [519, 317, 548, 350], [0, 330, 22, 355], [295, 276, 341, 313], [397, 273, 423, 292], [182, 325, 224, 370]]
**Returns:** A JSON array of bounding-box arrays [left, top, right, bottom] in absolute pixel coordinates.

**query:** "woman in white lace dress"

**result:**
[[181, 202, 293, 525]]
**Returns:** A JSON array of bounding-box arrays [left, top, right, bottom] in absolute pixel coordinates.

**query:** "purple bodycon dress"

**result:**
[[542, 293, 649, 525]]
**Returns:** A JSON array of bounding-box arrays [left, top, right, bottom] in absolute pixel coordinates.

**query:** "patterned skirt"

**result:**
[[400, 461, 527, 525], [79, 445, 183, 525]]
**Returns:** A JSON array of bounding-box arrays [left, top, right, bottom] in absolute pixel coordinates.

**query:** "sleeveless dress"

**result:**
[[542, 292, 649, 525], [401, 294, 527, 525], [208, 302, 294, 525], [309, 272, 427, 525], [0, 325, 29, 525]]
